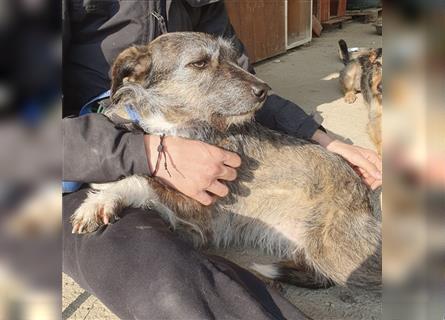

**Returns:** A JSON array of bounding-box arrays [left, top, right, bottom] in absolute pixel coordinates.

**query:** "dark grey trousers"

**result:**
[[63, 189, 310, 320]]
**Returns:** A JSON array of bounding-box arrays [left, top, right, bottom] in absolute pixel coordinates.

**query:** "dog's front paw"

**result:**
[[344, 92, 357, 104], [70, 198, 120, 234]]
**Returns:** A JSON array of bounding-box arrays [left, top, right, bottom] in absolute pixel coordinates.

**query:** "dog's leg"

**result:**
[[341, 63, 360, 104], [344, 91, 357, 104], [367, 111, 382, 156], [71, 176, 156, 233], [251, 260, 334, 289], [367, 121, 382, 156]]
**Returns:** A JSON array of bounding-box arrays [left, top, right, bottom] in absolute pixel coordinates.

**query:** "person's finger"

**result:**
[[193, 191, 215, 206], [218, 166, 237, 181], [355, 166, 378, 188], [371, 179, 382, 190], [364, 150, 382, 172], [221, 150, 242, 168], [354, 166, 368, 178], [362, 175, 375, 187], [206, 180, 229, 197], [357, 167, 373, 179], [350, 153, 382, 180], [374, 156, 382, 172]]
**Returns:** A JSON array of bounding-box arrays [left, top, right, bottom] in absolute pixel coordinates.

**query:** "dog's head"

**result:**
[[368, 48, 383, 64], [108, 32, 270, 133], [369, 48, 383, 97], [363, 48, 382, 102]]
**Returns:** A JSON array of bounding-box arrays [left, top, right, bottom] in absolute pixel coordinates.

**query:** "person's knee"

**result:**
[[90, 208, 197, 268]]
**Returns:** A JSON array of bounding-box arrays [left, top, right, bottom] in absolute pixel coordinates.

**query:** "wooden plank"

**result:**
[[346, 8, 382, 23], [320, 0, 330, 22], [312, 14, 323, 37], [225, 0, 286, 63], [237, 1, 255, 60], [330, 0, 339, 17], [321, 15, 351, 29], [288, 0, 311, 46], [322, 15, 351, 24], [313, 0, 321, 20], [338, 0, 347, 16], [346, 8, 382, 14]]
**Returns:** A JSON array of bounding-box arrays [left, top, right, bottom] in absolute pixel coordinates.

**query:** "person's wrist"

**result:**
[[143, 134, 161, 176], [325, 140, 345, 153], [311, 129, 335, 149]]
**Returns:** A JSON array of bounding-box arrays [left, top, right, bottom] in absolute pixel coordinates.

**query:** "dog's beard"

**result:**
[[211, 100, 265, 132], [210, 112, 256, 132]]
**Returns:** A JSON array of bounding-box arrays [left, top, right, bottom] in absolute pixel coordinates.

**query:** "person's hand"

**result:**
[[326, 140, 382, 189], [144, 135, 241, 205], [312, 129, 382, 190]]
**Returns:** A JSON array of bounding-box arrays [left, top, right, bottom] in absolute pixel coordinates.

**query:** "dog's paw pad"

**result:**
[[70, 201, 119, 234]]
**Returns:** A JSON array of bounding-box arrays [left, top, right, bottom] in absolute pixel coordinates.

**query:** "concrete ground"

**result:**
[[63, 21, 382, 320]]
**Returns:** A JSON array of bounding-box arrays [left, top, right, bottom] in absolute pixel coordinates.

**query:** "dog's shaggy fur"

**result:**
[[339, 39, 383, 155], [71, 32, 381, 289], [362, 59, 383, 156]]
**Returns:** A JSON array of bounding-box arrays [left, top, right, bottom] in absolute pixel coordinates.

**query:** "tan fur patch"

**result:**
[[148, 178, 214, 243]]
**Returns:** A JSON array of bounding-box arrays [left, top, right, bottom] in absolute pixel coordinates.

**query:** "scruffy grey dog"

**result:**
[[71, 32, 381, 289]]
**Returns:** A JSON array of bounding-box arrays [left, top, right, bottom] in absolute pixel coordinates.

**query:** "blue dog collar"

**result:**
[[125, 104, 142, 125]]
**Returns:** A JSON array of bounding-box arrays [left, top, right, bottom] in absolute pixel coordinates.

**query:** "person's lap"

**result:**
[[63, 188, 309, 320]]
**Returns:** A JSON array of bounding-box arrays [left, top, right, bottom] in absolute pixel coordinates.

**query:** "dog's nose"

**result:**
[[251, 83, 270, 102]]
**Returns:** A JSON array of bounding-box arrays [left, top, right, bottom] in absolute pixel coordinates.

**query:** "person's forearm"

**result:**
[[63, 114, 150, 183]]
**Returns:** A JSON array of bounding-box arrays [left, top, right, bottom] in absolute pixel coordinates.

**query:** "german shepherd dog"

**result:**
[[71, 33, 381, 289], [339, 39, 383, 155]]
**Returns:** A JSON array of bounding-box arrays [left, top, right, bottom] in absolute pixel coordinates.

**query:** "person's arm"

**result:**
[[255, 95, 321, 140], [63, 114, 242, 204], [63, 114, 150, 183]]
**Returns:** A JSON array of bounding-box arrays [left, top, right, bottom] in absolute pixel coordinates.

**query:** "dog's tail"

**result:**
[[338, 39, 350, 65]]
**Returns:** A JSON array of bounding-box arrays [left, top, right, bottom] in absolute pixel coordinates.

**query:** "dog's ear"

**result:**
[[111, 46, 151, 95]]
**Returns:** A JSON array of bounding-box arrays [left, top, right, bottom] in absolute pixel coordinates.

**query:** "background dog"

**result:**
[[362, 59, 383, 155], [70, 32, 381, 289], [339, 39, 383, 155], [339, 39, 382, 104]]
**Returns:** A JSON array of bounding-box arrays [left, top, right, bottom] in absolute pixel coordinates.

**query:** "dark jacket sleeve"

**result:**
[[63, 114, 149, 183], [195, 0, 322, 139], [255, 95, 321, 139]]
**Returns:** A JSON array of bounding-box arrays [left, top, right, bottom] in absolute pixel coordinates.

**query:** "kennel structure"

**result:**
[[313, 0, 347, 22], [225, 0, 313, 63]]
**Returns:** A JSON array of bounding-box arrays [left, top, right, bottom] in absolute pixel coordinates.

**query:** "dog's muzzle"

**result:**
[[251, 82, 271, 102]]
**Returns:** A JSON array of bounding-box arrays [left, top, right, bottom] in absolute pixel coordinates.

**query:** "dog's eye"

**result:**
[[190, 60, 208, 69]]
